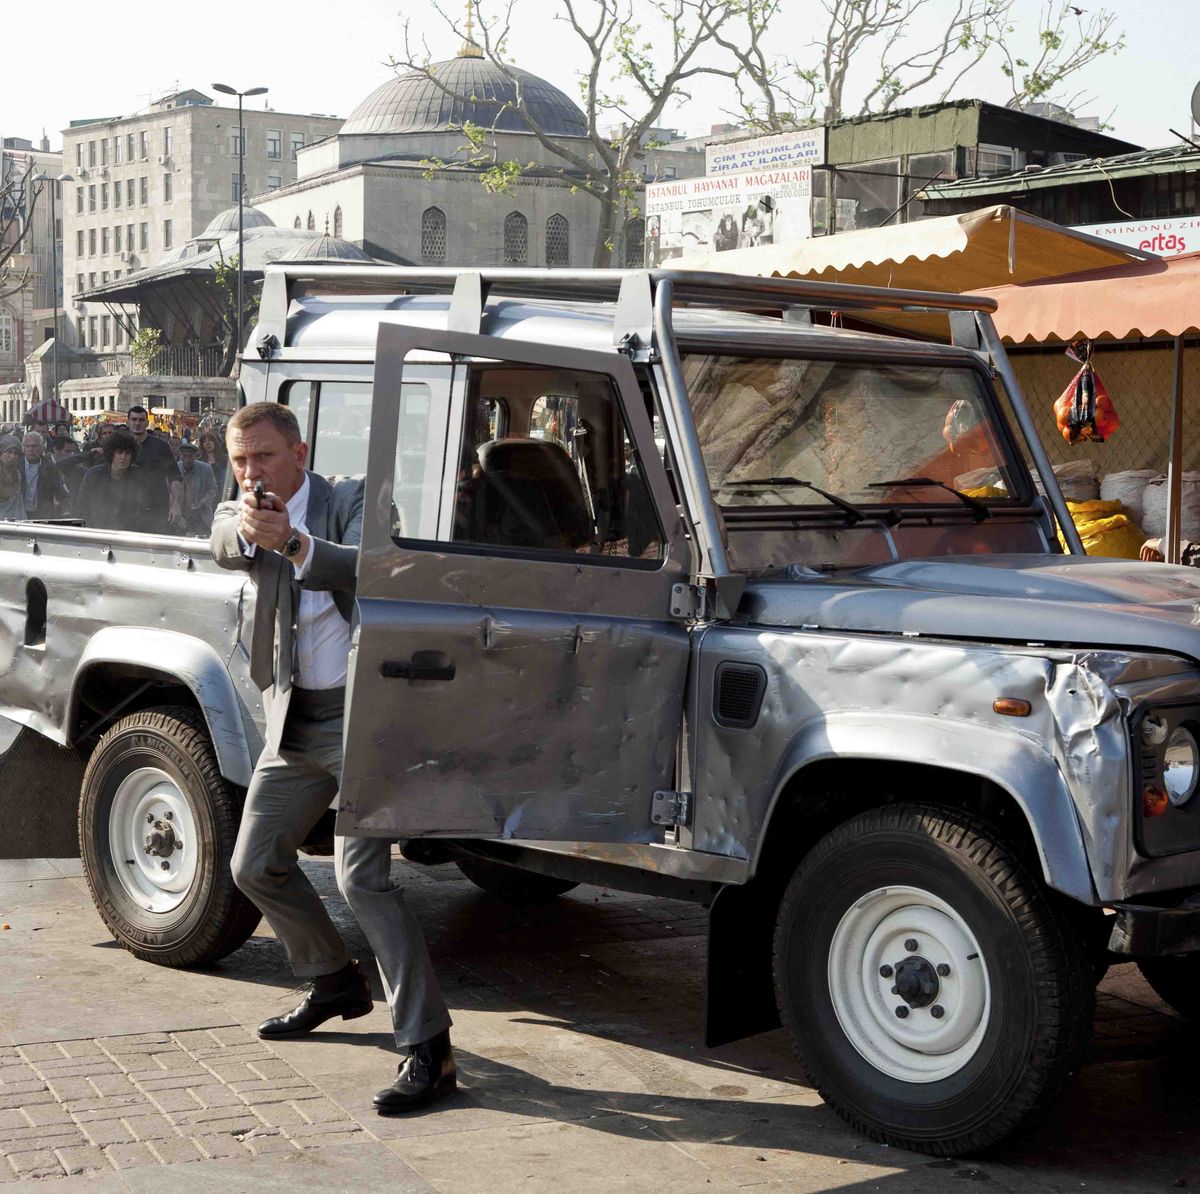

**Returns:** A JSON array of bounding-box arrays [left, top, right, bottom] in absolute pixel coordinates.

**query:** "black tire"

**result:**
[[1137, 956, 1200, 1020], [774, 804, 1093, 1157], [79, 705, 261, 967], [455, 855, 579, 904]]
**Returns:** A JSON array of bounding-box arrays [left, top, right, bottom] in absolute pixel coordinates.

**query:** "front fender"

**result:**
[[764, 712, 1097, 904], [69, 627, 258, 788]]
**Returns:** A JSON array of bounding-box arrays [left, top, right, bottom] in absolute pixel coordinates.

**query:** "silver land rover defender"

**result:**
[[4, 266, 1200, 1157]]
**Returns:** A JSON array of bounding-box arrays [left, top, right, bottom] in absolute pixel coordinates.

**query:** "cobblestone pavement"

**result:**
[[1, 855, 1199, 1192]]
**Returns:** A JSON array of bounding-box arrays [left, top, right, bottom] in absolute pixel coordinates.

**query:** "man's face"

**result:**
[[22, 436, 42, 463], [111, 448, 133, 475], [127, 410, 148, 438], [180, 450, 196, 473], [227, 422, 307, 503], [33, 423, 48, 438], [97, 424, 113, 447]]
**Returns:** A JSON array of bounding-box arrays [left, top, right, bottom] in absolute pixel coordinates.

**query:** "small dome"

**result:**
[[275, 235, 374, 262], [342, 57, 587, 138], [201, 206, 276, 237]]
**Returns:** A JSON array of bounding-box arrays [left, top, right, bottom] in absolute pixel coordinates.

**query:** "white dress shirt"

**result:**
[[240, 475, 351, 690]]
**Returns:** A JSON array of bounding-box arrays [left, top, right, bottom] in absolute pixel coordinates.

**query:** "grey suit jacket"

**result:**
[[211, 471, 365, 751]]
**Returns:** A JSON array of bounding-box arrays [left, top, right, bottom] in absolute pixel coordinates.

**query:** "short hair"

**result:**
[[103, 428, 139, 463], [23, 431, 44, 448], [227, 402, 302, 445], [180, 440, 198, 454], [127, 404, 148, 418]]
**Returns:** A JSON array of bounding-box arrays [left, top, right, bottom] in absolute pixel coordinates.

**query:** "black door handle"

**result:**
[[380, 650, 456, 682]]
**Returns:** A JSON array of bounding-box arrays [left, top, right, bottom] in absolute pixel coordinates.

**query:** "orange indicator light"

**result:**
[[1143, 786, 1170, 818], [993, 698, 1032, 717]]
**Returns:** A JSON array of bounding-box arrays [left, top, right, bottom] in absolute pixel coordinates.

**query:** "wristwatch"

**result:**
[[282, 530, 303, 559]]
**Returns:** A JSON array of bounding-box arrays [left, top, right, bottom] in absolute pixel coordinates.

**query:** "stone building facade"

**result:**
[[61, 90, 341, 353], [1, 137, 64, 385]]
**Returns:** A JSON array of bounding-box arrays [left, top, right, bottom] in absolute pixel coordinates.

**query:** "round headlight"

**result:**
[[1163, 726, 1199, 808]]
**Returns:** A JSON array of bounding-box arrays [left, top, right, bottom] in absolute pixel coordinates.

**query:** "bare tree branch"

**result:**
[[391, 0, 739, 266]]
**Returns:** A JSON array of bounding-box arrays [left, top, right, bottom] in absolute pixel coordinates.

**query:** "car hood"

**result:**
[[742, 554, 1200, 661]]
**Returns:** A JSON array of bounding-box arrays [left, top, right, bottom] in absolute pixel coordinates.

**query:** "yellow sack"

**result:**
[[1057, 499, 1146, 559]]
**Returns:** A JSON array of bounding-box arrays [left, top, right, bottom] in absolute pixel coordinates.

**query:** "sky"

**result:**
[[3, 0, 1197, 153]]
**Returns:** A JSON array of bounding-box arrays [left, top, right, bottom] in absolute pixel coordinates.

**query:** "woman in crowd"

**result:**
[[197, 427, 228, 491], [75, 429, 156, 532], [0, 435, 27, 521]]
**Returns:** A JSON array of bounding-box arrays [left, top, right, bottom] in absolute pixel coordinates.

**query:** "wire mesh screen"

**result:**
[[1009, 340, 1200, 477]]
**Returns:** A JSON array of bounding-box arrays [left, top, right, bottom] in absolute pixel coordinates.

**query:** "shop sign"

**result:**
[[705, 128, 826, 175], [645, 166, 813, 264], [1074, 214, 1198, 255]]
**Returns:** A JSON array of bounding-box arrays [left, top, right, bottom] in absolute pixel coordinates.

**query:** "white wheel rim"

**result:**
[[107, 767, 199, 914], [827, 885, 991, 1084]]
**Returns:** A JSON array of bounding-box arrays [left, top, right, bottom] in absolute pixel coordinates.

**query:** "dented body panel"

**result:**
[[0, 524, 263, 784]]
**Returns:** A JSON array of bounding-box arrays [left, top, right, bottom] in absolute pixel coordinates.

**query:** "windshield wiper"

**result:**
[[720, 477, 892, 526], [868, 477, 991, 522]]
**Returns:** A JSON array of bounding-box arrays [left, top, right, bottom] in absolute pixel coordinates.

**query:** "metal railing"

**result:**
[[95, 346, 224, 378]]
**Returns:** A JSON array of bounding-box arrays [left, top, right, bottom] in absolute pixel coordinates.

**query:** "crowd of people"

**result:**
[[0, 407, 229, 537]]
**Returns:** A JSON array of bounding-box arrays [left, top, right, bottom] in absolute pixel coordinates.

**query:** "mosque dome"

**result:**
[[341, 54, 587, 139], [201, 206, 276, 237], [276, 234, 375, 262]]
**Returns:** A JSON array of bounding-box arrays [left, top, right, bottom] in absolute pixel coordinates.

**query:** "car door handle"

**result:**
[[380, 651, 456, 682]]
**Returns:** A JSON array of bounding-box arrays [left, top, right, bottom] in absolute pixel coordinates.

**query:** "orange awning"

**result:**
[[973, 250, 1200, 343]]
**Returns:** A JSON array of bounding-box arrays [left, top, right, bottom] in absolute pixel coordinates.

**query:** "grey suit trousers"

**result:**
[[230, 688, 452, 1047]]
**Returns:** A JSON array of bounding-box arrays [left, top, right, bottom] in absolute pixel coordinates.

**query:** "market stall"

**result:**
[[678, 204, 1154, 338], [974, 251, 1200, 562]]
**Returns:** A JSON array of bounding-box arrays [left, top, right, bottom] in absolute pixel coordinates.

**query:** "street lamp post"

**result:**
[[211, 83, 267, 367], [32, 171, 74, 412]]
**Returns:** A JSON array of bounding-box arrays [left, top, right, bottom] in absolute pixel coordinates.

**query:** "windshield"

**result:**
[[682, 355, 1021, 510]]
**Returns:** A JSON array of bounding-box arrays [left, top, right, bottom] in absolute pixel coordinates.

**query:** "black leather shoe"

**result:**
[[257, 959, 373, 1040], [373, 1030, 456, 1114]]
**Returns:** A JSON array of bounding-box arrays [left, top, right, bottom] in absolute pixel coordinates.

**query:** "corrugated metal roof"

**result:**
[[921, 144, 1200, 199], [341, 58, 587, 138]]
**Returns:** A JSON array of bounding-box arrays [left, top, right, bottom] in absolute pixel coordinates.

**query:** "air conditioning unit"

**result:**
[[78, 167, 89, 179], [157, 155, 172, 167]]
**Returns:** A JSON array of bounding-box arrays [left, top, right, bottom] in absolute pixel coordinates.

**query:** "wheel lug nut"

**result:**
[[930, 1005, 945, 1019], [904, 938, 919, 952], [937, 963, 951, 977], [160, 861, 170, 871], [164, 811, 173, 821], [879, 965, 894, 978], [146, 813, 154, 823], [890, 985, 899, 994], [895, 1006, 910, 1019]]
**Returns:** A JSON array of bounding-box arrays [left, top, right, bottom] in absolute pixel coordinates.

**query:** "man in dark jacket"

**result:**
[[20, 431, 70, 519]]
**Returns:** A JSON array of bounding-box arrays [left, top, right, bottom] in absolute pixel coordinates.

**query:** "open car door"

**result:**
[[338, 324, 693, 843]]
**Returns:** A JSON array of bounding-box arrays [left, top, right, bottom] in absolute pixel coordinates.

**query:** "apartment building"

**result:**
[[62, 89, 340, 351]]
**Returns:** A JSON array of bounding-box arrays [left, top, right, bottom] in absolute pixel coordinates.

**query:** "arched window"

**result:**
[[293, 215, 301, 229], [421, 206, 446, 262], [306, 211, 315, 231], [545, 214, 569, 267], [503, 211, 528, 264], [0, 308, 13, 360], [333, 205, 343, 238], [622, 217, 645, 268]]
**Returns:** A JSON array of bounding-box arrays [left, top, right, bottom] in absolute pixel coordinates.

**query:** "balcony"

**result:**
[[94, 346, 225, 378]]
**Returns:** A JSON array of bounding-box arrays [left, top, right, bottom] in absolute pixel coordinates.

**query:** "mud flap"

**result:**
[[705, 880, 781, 1048]]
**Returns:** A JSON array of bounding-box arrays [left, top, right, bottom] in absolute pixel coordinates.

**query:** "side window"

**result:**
[[390, 384, 440, 540], [450, 365, 664, 564], [280, 380, 372, 479]]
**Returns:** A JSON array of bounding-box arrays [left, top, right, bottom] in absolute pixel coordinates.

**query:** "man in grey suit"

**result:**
[[210, 402, 455, 1114]]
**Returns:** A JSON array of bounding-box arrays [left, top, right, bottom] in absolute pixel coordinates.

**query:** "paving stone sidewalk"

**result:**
[[0, 1027, 369, 1180], [2, 856, 1199, 1192]]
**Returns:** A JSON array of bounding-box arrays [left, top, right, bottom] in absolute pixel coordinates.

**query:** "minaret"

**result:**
[[458, 1, 484, 58]]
